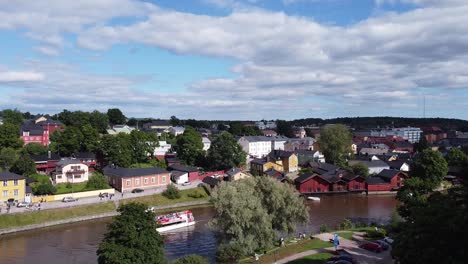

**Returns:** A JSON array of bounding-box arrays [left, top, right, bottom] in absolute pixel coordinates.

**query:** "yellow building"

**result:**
[[0, 171, 26, 202], [250, 150, 299, 175]]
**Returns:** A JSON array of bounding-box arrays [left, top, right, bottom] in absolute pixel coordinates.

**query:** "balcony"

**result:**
[[65, 169, 85, 176]]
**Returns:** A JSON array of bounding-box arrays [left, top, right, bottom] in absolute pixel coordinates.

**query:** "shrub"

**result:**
[[34, 182, 57, 195], [172, 254, 209, 264], [216, 243, 244, 263], [162, 184, 181, 199], [319, 224, 329, 233], [365, 229, 387, 239], [187, 189, 207, 199], [339, 218, 353, 230], [86, 172, 109, 190]]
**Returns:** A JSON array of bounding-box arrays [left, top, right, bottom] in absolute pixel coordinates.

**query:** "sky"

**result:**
[[0, 0, 468, 120]]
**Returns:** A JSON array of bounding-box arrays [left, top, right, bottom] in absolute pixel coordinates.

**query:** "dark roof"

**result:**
[[348, 160, 390, 168], [147, 120, 171, 126], [264, 168, 283, 177], [378, 169, 404, 181], [295, 173, 325, 184], [202, 176, 220, 187], [171, 170, 187, 180], [251, 159, 267, 165], [25, 177, 38, 185], [342, 172, 360, 181], [309, 162, 339, 172], [268, 150, 295, 160], [168, 164, 198, 172], [0, 171, 25, 180], [366, 176, 388, 184], [394, 141, 413, 148], [20, 120, 44, 136], [226, 168, 241, 177], [73, 152, 96, 159], [26, 186, 33, 193], [36, 118, 61, 126], [30, 153, 61, 162], [103, 166, 168, 178], [386, 160, 407, 169]]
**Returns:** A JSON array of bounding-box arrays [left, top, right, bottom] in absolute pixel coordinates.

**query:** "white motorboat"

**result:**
[[155, 210, 196, 233], [307, 196, 321, 201]]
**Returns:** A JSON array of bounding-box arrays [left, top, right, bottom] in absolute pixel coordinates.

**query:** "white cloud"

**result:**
[[0, 70, 44, 82]]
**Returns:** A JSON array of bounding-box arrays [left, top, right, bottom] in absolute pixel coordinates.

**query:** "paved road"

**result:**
[[1, 180, 202, 215]]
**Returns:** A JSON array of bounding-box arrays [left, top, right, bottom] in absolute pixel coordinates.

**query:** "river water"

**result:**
[[0, 195, 397, 264]]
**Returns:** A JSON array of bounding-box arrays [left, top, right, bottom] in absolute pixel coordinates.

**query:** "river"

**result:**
[[0, 194, 397, 264]]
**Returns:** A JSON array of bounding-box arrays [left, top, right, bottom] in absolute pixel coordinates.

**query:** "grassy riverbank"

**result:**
[[121, 187, 210, 206], [0, 202, 116, 229]]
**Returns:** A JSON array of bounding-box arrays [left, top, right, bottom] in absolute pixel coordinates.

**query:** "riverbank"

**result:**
[[0, 188, 210, 235]]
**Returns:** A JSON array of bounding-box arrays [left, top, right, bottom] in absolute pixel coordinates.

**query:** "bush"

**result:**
[[216, 243, 244, 263], [172, 254, 209, 264], [365, 229, 387, 239], [162, 184, 181, 199], [339, 218, 354, 230], [86, 172, 109, 190], [319, 224, 329, 233], [187, 189, 207, 199], [34, 182, 57, 195]]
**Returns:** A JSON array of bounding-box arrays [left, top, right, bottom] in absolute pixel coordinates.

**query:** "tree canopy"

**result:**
[[97, 203, 164, 264], [411, 149, 448, 190], [175, 127, 204, 166], [0, 123, 23, 149], [207, 132, 246, 170], [210, 177, 308, 256], [445, 147, 467, 166], [351, 163, 369, 178], [50, 127, 83, 156], [0, 147, 17, 169], [107, 108, 126, 125], [86, 172, 109, 190], [10, 155, 36, 176], [1, 109, 24, 126], [21, 142, 48, 155], [317, 124, 352, 166], [172, 255, 209, 264]]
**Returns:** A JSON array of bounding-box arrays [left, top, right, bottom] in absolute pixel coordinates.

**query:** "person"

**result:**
[[280, 237, 285, 247], [333, 233, 340, 251], [121, 192, 124, 198]]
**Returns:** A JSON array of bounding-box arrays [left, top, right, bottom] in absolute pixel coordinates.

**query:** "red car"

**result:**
[[359, 242, 383, 253]]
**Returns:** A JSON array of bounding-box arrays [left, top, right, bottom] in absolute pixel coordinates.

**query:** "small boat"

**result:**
[[155, 210, 196, 233], [307, 196, 321, 201]]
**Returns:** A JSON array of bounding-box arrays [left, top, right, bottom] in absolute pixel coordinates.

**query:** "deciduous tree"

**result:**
[[0, 147, 17, 169], [318, 124, 352, 166], [0, 123, 23, 149], [207, 132, 246, 170], [107, 108, 126, 125], [21, 142, 48, 155], [351, 163, 369, 178], [130, 130, 158, 163], [445, 147, 467, 166], [10, 155, 36, 176], [86, 172, 109, 190], [50, 127, 83, 156], [81, 124, 100, 152], [175, 127, 204, 166], [172, 255, 209, 264], [100, 134, 133, 167], [411, 149, 448, 190], [1, 109, 24, 126]]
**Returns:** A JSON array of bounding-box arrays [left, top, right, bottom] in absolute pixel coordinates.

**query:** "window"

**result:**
[[14, 180, 18, 186], [14, 190, 19, 196], [2, 190, 8, 197], [135, 179, 140, 186], [74, 175, 81, 179], [126, 180, 131, 186], [151, 177, 155, 183], [144, 178, 148, 184], [57, 175, 62, 179], [3, 180, 7, 187], [162, 176, 166, 183]]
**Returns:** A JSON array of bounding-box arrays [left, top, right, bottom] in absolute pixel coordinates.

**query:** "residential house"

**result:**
[[30, 152, 61, 174], [294, 173, 331, 193], [143, 120, 171, 130], [262, 130, 277, 137], [271, 136, 289, 150], [169, 126, 185, 136], [342, 174, 367, 192], [264, 168, 284, 180], [267, 150, 299, 173], [293, 127, 306, 138], [348, 160, 390, 174], [202, 137, 211, 151], [103, 166, 170, 192], [20, 117, 62, 146], [225, 168, 250, 181], [255, 121, 277, 130], [52, 159, 89, 184], [73, 152, 97, 172], [154, 141, 172, 159], [386, 160, 410, 172], [386, 141, 414, 153], [284, 137, 316, 152], [168, 164, 199, 182], [0, 171, 26, 203], [106, 125, 135, 135], [295, 150, 325, 166], [165, 156, 181, 167], [366, 169, 407, 192], [238, 136, 273, 158], [171, 171, 188, 184]]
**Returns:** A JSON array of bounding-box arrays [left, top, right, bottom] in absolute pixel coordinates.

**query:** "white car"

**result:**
[[181, 182, 191, 186], [62, 197, 78, 203], [16, 202, 30, 208], [384, 237, 394, 244]]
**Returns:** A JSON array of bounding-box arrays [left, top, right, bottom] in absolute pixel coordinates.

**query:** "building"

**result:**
[[171, 171, 188, 184], [103, 166, 170, 192], [168, 165, 199, 182], [294, 173, 331, 193], [202, 176, 220, 189], [271, 136, 289, 150], [31, 152, 61, 174], [225, 168, 250, 181], [0, 171, 26, 203], [202, 137, 211, 151], [262, 129, 278, 137], [106, 125, 135, 135], [255, 121, 276, 130], [295, 150, 325, 166], [154, 141, 172, 159], [169, 126, 185, 136], [348, 160, 390, 174], [371, 127, 422, 143], [366, 169, 407, 192], [284, 137, 316, 152], [386, 160, 410, 172], [52, 159, 89, 184], [293, 127, 306, 138], [267, 150, 299, 173], [20, 117, 62, 146], [238, 136, 289, 158], [73, 152, 97, 172], [142, 120, 171, 130]]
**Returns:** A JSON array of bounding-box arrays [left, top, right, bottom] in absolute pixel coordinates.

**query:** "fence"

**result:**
[[32, 188, 115, 202]]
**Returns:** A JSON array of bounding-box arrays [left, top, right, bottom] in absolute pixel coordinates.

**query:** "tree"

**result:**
[[413, 136, 429, 153], [207, 132, 246, 170], [90, 110, 110, 133], [107, 108, 126, 125], [33, 181, 57, 195], [210, 177, 308, 256], [81, 124, 100, 152], [2, 109, 24, 126], [101, 134, 133, 167], [86, 172, 109, 190], [162, 184, 181, 199], [0, 147, 17, 169], [0, 123, 23, 149], [10, 155, 36, 176], [175, 127, 204, 166], [97, 203, 164, 264], [318, 124, 352, 166], [411, 149, 448, 190], [50, 127, 83, 156], [130, 130, 158, 163], [170, 115, 181, 127], [445, 147, 467, 166], [21, 142, 48, 155], [276, 120, 294, 138], [172, 255, 209, 264], [351, 163, 369, 178]]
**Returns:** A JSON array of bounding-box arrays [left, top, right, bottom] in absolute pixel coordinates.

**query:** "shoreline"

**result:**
[[0, 200, 211, 236]]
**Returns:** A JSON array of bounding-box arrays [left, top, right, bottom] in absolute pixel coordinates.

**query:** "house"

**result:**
[[255, 121, 276, 130], [284, 137, 316, 152], [294, 173, 331, 193], [154, 141, 172, 159], [348, 160, 390, 174], [225, 168, 250, 181], [342, 174, 367, 192], [165, 156, 181, 167], [370, 127, 423, 143], [30, 152, 61, 174], [238, 136, 289, 158], [262, 130, 277, 137], [0, 171, 26, 203], [366, 169, 406, 192], [169, 126, 185, 136], [293, 127, 306, 138], [73, 152, 97, 172], [202, 176, 220, 189], [171, 171, 188, 184], [20, 117, 62, 146], [106, 125, 135, 135], [142, 120, 171, 131], [295, 150, 325, 166], [103, 166, 170, 192], [168, 164, 199, 182], [359, 147, 389, 156], [264, 168, 284, 180], [386, 141, 414, 153], [266, 150, 299, 173], [386, 160, 410, 172], [52, 159, 89, 184], [202, 137, 211, 151], [271, 136, 289, 150]]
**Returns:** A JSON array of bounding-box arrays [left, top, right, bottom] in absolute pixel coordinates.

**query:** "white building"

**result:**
[[271, 136, 289, 151], [171, 171, 188, 184], [169, 126, 185, 136], [202, 137, 211, 151], [52, 159, 89, 184], [238, 136, 289, 158], [154, 141, 171, 158], [106, 125, 135, 135], [370, 127, 422, 143], [255, 121, 277, 130]]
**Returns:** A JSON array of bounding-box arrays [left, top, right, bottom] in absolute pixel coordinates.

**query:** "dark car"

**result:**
[[373, 240, 390, 250], [359, 242, 383, 253], [131, 188, 144, 193], [326, 260, 352, 264], [328, 255, 357, 264]]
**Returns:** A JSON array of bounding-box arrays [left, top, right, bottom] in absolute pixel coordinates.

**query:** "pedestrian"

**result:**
[[121, 192, 124, 198], [110, 194, 113, 200], [333, 233, 340, 251]]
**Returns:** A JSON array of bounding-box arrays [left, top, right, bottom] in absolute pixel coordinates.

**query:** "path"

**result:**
[[277, 248, 327, 264]]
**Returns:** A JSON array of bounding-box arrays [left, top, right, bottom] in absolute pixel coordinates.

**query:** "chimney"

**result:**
[[48, 150, 51, 159]]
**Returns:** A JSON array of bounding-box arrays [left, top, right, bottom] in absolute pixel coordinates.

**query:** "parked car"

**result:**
[[384, 236, 394, 244], [326, 260, 352, 264], [327, 255, 357, 264], [16, 202, 30, 208], [181, 182, 191, 186], [62, 197, 78, 203], [131, 188, 144, 193], [373, 240, 390, 250], [359, 242, 383, 253]]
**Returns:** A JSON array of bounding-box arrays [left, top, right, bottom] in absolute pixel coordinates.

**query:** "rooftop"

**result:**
[[0, 171, 25, 180], [103, 166, 168, 178]]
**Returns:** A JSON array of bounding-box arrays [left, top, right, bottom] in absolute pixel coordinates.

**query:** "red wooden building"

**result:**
[[20, 117, 62, 146], [366, 169, 406, 192], [295, 173, 331, 193], [168, 164, 199, 182], [31, 152, 61, 174]]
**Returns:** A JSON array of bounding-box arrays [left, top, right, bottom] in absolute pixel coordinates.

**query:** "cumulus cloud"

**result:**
[[0, 70, 44, 82]]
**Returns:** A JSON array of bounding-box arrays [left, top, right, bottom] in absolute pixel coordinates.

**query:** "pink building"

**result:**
[[20, 116, 62, 146], [103, 166, 170, 192]]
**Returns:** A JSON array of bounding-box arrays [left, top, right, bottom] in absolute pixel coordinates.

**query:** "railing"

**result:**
[[65, 169, 85, 175]]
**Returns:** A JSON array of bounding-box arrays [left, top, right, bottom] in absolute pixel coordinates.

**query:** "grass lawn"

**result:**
[[0, 202, 116, 229], [286, 253, 334, 264], [121, 187, 209, 206], [55, 182, 89, 194], [300, 239, 333, 251], [337, 231, 355, 240]]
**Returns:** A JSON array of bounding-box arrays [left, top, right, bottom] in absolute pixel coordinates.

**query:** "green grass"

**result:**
[[122, 187, 209, 206], [0, 202, 116, 229], [286, 253, 333, 264], [300, 239, 333, 251], [337, 231, 354, 240], [55, 182, 89, 194]]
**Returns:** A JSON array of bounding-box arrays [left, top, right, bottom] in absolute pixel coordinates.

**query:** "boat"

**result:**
[[307, 196, 321, 201], [155, 210, 196, 233]]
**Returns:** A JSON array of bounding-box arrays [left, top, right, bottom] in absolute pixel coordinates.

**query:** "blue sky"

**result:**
[[0, 0, 467, 120]]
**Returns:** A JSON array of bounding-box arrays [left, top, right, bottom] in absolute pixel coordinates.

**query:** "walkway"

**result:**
[[277, 248, 328, 264]]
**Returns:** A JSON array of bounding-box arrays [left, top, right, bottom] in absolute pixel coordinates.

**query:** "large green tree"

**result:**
[[207, 132, 246, 170], [276, 120, 294, 138], [1, 109, 24, 126], [10, 155, 36, 176], [175, 127, 204, 166], [97, 203, 164, 264], [411, 149, 448, 190], [90, 110, 110, 133], [351, 163, 369, 178], [86, 172, 109, 190], [81, 124, 100, 152], [50, 127, 83, 156], [318, 124, 352, 166], [100, 134, 133, 167], [107, 108, 126, 125], [0, 123, 23, 149], [0, 147, 17, 169], [210, 177, 308, 257], [21, 142, 48, 155], [130, 130, 159, 163], [445, 147, 467, 166]]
